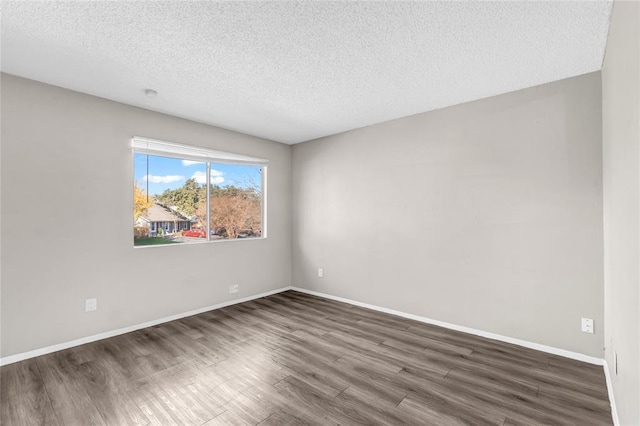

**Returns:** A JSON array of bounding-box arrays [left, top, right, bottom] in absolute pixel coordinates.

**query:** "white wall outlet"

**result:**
[[581, 318, 594, 334], [85, 298, 97, 312], [318, 268, 324, 278], [229, 284, 239, 294]]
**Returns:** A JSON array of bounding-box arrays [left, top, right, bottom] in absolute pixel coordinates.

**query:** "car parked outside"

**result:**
[[181, 228, 206, 238]]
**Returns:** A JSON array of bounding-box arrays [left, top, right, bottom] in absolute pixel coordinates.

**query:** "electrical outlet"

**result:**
[[581, 318, 594, 334], [229, 284, 239, 294], [318, 268, 324, 278], [85, 298, 97, 312]]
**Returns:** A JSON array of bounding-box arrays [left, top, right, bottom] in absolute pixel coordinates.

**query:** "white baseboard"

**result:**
[[603, 360, 620, 425], [291, 287, 605, 366], [3, 284, 616, 424], [1, 284, 605, 369], [0, 286, 293, 366]]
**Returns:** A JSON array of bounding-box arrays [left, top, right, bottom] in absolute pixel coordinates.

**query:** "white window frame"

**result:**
[[132, 136, 268, 246]]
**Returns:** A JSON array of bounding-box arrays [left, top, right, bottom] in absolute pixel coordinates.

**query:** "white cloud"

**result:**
[[192, 170, 225, 185], [143, 174, 185, 184], [192, 171, 206, 183], [181, 160, 203, 166]]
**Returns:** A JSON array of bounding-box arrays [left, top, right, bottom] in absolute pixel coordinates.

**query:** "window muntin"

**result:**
[[132, 138, 267, 247]]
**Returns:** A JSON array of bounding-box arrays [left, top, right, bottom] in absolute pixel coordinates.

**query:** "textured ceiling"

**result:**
[[1, 1, 612, 144]]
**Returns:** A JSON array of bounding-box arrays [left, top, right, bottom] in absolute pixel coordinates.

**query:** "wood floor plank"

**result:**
[[399, 391, 505, 426], [330, 355, 409, 406], [160, 331, 227, 368], [445, 366, 539, 398], [343, 358, 503, 425], [185, 375, 250, 410], [325, 331, 452, 377], [223, 381, 288, 424], [1, 290, 612, 425], [213, 352, 293, 387], [257, 302, 333, 337], [86, 388, 149, 426], [546, 355, 609, 387], [84, 337, 150, 388], [271, 354, 349, 398], [126, 383, 195, 425], [257, 410, 310, 426], [537, 384, 613, 423], [35, 352, 107, 425], [0, 360, 59, 426], [527, 365, 610, 400], [397, 394, 473, 426], [438, 369, 609, 426], [72, 359, 150, 425], [274, 375, 374, 425], [317, 316, 388, 344], [267, 295, 335, 323], [334, 385, 425, 425], [161, 381, 226, 424], [204, 409, 252, 426], [218, 305, 263, 327], [406, 322, 551, 363], [145, 359, 205, 389]]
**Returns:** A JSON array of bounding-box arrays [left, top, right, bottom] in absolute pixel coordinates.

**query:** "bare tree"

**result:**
[[196, 186, 261, 239]]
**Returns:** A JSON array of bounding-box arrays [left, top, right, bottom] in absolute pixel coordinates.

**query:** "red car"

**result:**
[[181, 229, 206, 238]]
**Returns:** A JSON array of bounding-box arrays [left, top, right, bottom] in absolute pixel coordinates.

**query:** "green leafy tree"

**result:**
[[155, 178, 203, 216]]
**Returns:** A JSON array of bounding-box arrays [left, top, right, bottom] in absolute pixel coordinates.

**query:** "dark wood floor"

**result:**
[[1, 290, 612, 425]]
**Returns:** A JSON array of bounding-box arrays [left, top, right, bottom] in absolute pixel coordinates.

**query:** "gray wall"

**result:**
[[602, 1, 640, 424], [292, 72, 604, 358], [0, 65, 614, 366], [0, 74, 292, 358]]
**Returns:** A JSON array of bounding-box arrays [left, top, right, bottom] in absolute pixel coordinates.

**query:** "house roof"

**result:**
[[144, 204, 190, 222]]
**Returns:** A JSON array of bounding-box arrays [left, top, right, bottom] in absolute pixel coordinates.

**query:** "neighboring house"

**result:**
[[135, 216, 150, 227], [141, 203, 193, 235]]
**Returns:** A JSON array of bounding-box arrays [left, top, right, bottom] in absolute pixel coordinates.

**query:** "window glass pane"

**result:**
[[208, 163, 263, 240], [133, 154, 207, 246]]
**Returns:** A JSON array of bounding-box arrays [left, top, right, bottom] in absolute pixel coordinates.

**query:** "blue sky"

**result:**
[[134, 154, 262, 195]]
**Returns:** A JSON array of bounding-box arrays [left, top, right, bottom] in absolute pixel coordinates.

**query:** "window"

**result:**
[[132, 137, 267, 247]]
